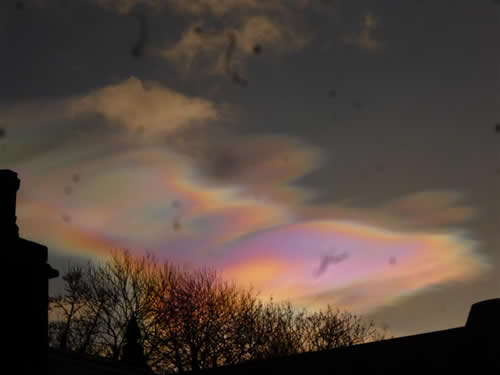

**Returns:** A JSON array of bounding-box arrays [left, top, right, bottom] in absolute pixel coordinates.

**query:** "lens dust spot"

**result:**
[[173, 218, 181, 231]]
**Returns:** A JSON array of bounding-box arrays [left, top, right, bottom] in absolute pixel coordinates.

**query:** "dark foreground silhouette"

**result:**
[[198, 298, 500, 374], [3, 169, 59, 375], [48, 300, 500, 374]]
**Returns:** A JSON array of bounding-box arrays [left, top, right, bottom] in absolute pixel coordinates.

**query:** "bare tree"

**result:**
[[49, 250, 386, 374], [49, 264, 97, 353], [150, 266, 260, 372], [303, 306, 384, 352], [49, 251, 167, 360]]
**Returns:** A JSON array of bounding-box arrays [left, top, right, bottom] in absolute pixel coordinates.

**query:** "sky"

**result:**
[[1, 0, 499, 338]]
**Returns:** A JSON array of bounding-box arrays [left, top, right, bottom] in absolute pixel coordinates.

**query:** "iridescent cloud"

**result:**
[[16, 145, 293, 261], [13, 132, 489, 314], [6, 80, 489, 314], [220, 220, 484, 313]]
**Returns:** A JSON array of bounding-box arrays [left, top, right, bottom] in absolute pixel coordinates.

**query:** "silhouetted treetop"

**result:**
[[49, 250, 386, 374]]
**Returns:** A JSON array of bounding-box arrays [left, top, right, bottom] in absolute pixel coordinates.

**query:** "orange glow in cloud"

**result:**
[[13, 136, 490, 314], [222, 256, 296, 289], [217, 221, 486, 312]]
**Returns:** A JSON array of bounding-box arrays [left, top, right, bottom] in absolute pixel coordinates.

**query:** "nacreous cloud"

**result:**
[[165, 133, 322, 204], [220, 220, 485, 313], [14, 134, 489, 314]]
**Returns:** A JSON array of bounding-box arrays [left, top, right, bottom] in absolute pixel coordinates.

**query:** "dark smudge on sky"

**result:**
[[210, 149, 241, 180], [224, 32, 248, 87], [131, 14, 148, 58], [314, 251, 350, 277], [173, 217, 181, 231], [193, 25, 218, 36], [231, 71, 248, 87], [224, 32, 237, 76]]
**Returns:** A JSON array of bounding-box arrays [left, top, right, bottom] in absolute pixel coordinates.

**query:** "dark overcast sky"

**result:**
[[1, 0, 499, 337]]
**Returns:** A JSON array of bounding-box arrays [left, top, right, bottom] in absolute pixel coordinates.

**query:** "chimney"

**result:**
[[0, 169, 20, 238], [465, 298, 500, 367], [465, 298, 500, 331]]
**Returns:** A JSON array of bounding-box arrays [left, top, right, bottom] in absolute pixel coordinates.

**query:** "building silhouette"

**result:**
[[2, 169, 498, 374], [3, 169, 59, 375], [199, 298, 500, 374]]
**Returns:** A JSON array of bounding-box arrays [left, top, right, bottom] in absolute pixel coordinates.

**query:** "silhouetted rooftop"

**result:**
[[197, 298, 500, 374], [48, 299, 499, 374], [49, 349, 153, 375]]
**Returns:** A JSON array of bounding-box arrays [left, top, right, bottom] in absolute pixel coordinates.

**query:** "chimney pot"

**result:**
[[466, 298, 500, 332], [0, 169, 20, 238]]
